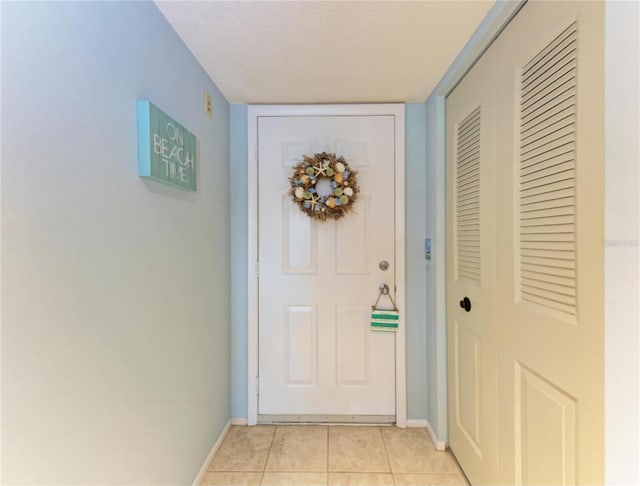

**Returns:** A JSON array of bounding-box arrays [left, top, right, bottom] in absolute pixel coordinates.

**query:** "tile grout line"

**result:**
[[379, 426, 395, 477], [388, 430, 398, 486], [447, 448, 471, 486], [261, 425, 278, 479], [262, 425, 330, 479], [378, 426, 398, 486], [329, 425, 397, 478]]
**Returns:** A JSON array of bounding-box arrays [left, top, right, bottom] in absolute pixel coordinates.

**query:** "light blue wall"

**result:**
[[229, 105, 428, 421], [1, 2, 230, 484], [405, 103, 428, 420], [230, 105, 249, 419], [425, 94, 448, 440]]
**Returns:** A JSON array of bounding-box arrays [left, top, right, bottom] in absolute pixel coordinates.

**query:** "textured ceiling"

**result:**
[[155, 1, 494, 103]]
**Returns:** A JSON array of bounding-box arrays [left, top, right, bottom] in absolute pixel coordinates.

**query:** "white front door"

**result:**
[[445, 43, 499, 485], [257, 114, 398, 420]]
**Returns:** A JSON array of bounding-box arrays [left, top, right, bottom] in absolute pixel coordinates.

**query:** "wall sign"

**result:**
[[137, 100, 197, 191]]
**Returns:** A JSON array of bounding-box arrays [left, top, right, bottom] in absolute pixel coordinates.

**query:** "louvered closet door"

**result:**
[[495, 2, 604, 484], [445, 43, 498, 485]]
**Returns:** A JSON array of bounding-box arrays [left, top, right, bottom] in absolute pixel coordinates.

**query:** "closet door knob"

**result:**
[[459, 297, 471, 312]]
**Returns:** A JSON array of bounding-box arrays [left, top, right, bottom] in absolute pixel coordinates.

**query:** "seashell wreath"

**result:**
[[289, 152, 360, 222]]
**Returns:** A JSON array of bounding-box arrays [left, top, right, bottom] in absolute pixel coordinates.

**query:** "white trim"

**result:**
[[231, 417, 248, 426], [426, 419, 447, 452], [406, 419, 428, 428], [394, 106, 407, 429], [434, 95, 448, 442], [191, 420, 231, 486], [247, 104, 406, 428], [247, 105, 259, 426]]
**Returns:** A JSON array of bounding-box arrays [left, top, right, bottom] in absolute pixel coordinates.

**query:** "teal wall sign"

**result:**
[[137, 100, 197, 191]]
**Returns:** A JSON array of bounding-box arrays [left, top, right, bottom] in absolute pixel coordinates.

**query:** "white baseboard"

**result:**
[[406, 419, 429, 428], [231, 417, 248, 425], [192, 419, 231, 486], [426, 419, 447, 451]]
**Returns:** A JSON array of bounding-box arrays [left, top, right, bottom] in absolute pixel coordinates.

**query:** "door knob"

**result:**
[[379, 284, 390, 295], [459, 297, 471, 312]]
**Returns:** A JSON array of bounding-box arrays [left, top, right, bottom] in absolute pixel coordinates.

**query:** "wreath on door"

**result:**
[[288, 152, 360, 222]]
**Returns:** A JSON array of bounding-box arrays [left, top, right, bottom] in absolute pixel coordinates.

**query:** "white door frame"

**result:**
[[247, 104, 406, 427]]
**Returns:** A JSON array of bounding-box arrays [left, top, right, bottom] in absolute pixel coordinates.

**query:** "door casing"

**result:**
[[246, 104, 406, 427]]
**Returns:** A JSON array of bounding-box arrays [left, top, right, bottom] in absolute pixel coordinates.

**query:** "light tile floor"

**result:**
[[201, 425, 470, 486]]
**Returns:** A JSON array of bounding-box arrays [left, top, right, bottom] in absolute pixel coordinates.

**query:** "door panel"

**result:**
[[454, 321, 481, 450], [258, 115, 397, 418], [282, 200, 317, 274], [446, 44, 498, 485], [335, 194, 370, 275], [283, 306, 318, 385], [516, 363, 577, 486], [496, 2, 604, 484], [336, 306, 370, 385]]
